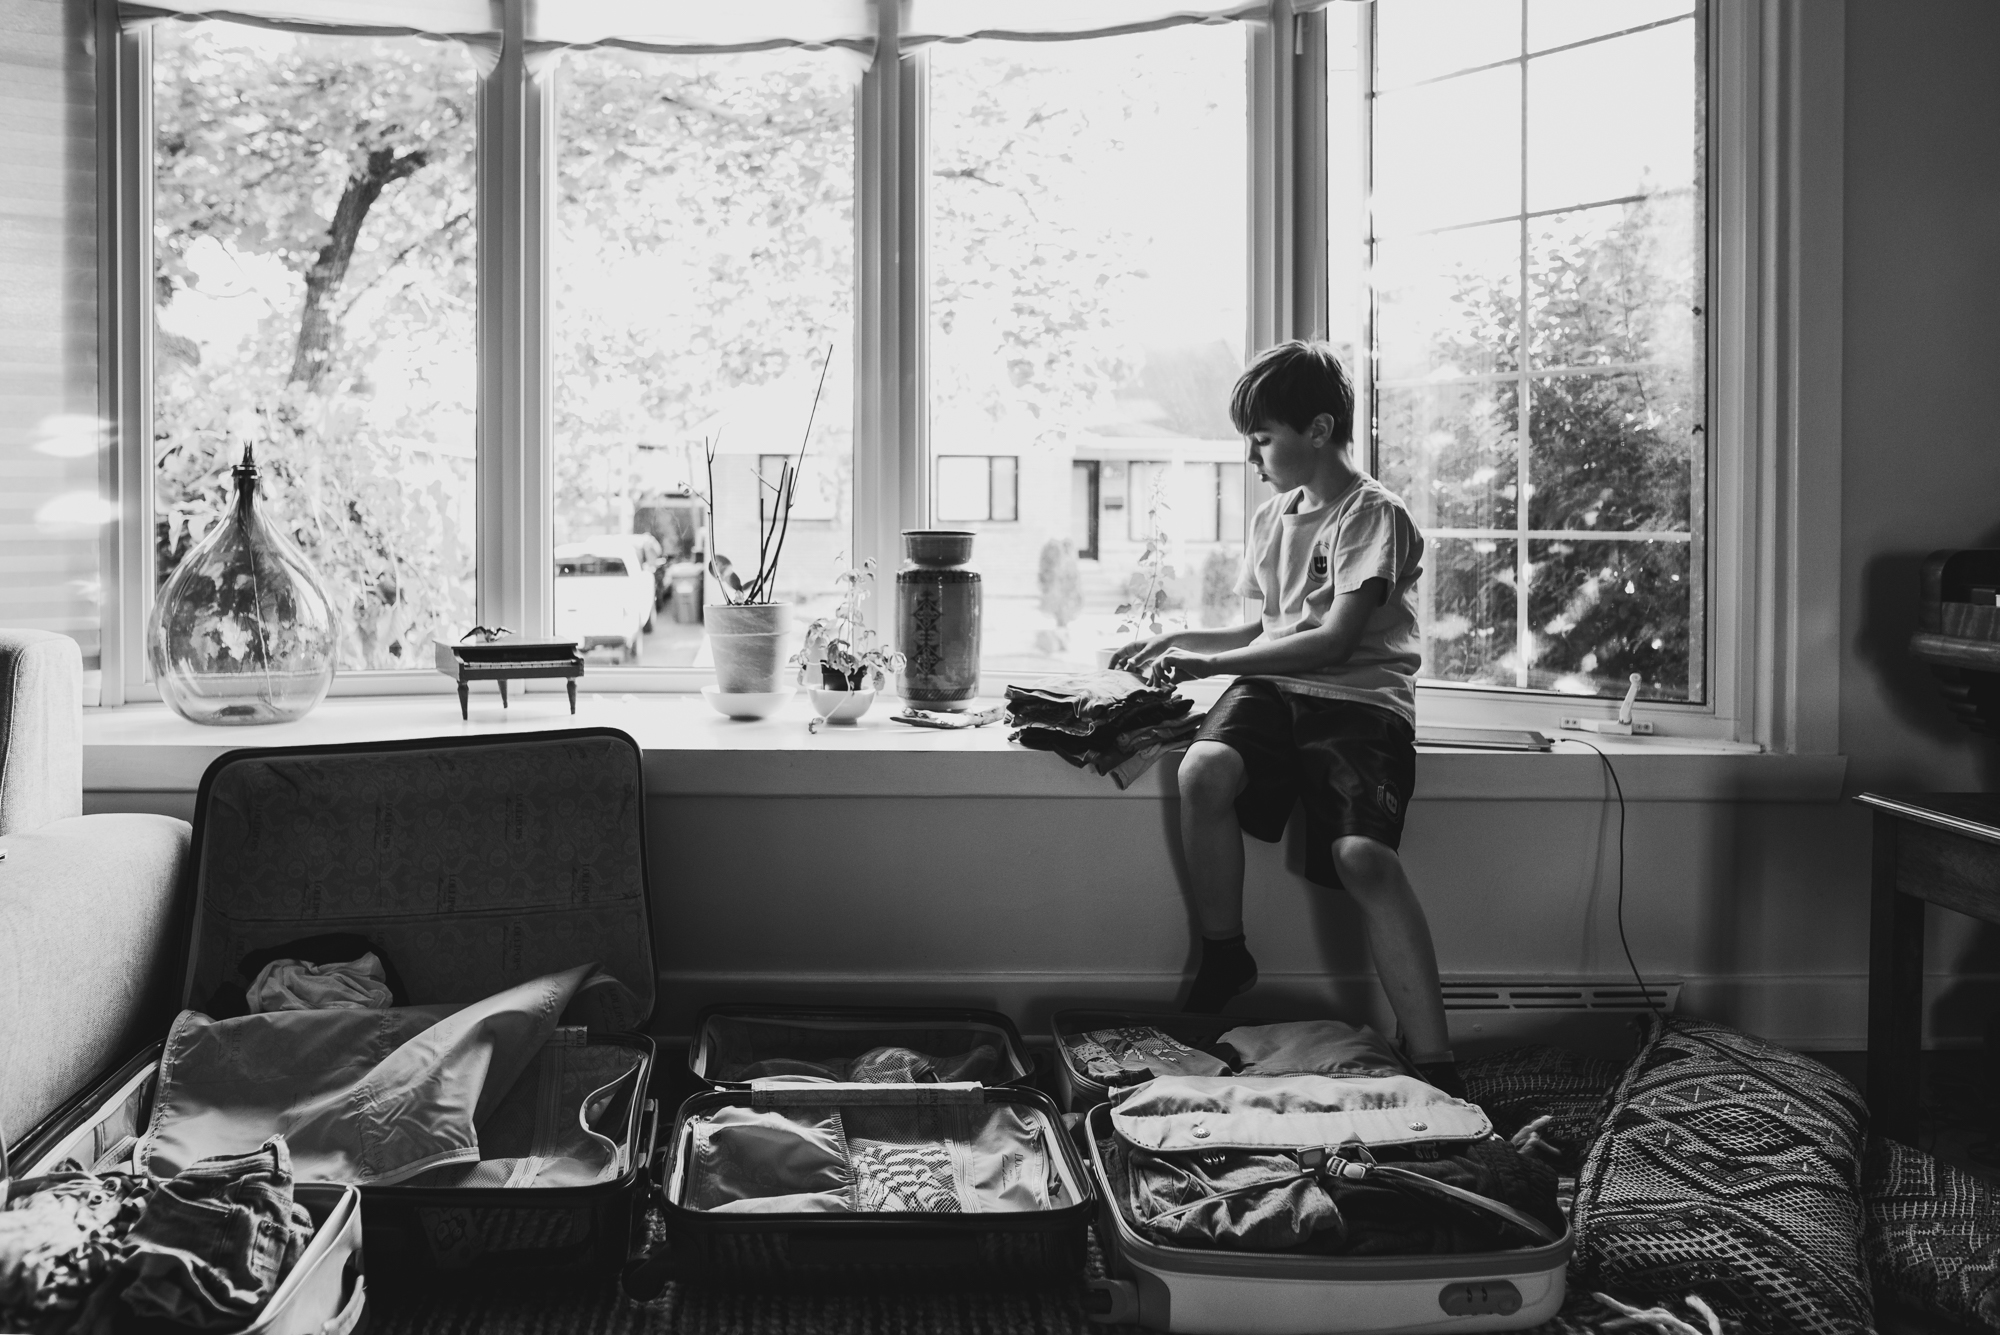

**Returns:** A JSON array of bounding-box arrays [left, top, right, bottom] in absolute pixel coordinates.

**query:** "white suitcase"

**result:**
[[1080, 1100, 1569, 1335], [11, 1049, 366, 1335]]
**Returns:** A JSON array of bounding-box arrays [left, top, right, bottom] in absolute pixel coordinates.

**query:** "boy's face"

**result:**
[[1244, 416, 1328, 491]]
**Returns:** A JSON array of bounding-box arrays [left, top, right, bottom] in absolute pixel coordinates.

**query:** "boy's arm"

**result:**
[[1157, 579, 1385, 681], [1109, 622, 1261, 675]]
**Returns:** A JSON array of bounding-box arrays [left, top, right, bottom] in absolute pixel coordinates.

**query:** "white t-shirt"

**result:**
[[1236, 475, 1425, 723]]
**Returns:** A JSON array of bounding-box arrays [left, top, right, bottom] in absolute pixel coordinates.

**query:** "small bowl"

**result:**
[[701, 686, 794, 720], [808, 687, 876, 724]]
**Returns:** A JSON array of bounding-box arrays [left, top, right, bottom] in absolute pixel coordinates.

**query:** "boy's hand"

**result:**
[[1108, 634, 1178, 675], [1153, 649, 1219, 683]]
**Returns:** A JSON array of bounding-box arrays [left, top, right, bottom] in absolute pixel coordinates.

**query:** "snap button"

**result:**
[[1192, 1124, 1210, 1139], [1407, 1120, 1428, 1131]]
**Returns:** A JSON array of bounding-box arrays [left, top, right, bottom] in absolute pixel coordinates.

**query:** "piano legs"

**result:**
[[499, 678, 509, 709], [457, 682, 469, 721], [567, 680, 578, 714]]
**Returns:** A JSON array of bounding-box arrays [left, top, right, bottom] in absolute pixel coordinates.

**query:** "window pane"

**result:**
[[930, 26, 1247, 674], [1527, 370, 1696, 533], [1526, 22, 1696, 212], [936, 456, 991, 523], [152, 23, 477, 673], [1372, 64, 1521, 234], [991, 456, 1019, 523], [1527, 196, 1698, 371], [1378, 381, 1518, 532], [1530, 0, 1691, 53], [1374, 223, 1520, 382], [1528, 537, 1691, 698], [1419, 537, 1518, 685], [554, 49, 854, 668], [1376, 0, 1521, 88]]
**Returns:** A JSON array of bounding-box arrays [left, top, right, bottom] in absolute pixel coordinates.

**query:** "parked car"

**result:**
[[555, 536, 660, 663]]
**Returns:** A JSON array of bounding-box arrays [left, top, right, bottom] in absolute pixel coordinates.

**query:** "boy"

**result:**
[[1110, 340, 1460, 1096]]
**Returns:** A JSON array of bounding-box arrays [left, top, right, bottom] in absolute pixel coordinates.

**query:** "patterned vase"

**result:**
[[896, 530, 981, 709], [147, 445, 338, 724]]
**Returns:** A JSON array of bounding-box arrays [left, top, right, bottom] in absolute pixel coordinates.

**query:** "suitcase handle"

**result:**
[[319, 1258, 366, 1335]]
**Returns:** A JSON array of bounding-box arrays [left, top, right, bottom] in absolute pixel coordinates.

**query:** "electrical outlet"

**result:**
[[1559, 717, 1656, 735]]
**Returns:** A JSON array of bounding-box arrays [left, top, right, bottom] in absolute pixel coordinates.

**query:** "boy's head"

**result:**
[[1228, 340, 1356, 447]]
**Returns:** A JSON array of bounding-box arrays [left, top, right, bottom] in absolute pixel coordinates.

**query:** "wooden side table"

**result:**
[[1858, 791, 2000, 1144]]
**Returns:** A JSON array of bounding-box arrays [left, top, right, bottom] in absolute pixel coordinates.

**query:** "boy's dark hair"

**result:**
[[1228, 340, 1356, 443]]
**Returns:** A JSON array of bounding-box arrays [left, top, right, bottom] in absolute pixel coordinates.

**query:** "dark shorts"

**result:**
[[1192, 679, 1416, 888]]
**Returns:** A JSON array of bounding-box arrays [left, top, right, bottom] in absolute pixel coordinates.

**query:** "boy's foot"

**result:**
[[1183, 934, 1258, 1013]]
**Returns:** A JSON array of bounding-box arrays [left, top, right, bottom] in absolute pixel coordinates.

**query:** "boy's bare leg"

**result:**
[[1178, 741, 1249, 936], [1330, 835, 1451, 1062], [1178, 741, 1259, 1010]]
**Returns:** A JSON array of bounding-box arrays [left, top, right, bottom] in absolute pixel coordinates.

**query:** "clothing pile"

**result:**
[[1063, 1018, 1411, 1088], [0, 1137, 314, 1334], [684, 1097, 1072, 1216], [1005, 670, 1203, 788], [144, 944, 645, 1192], [729, 1044, 1001, 1086], [1078, 1020, 1563, 1258]]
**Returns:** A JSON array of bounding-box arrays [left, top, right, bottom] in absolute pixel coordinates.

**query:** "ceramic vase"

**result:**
[[708, 602, 791, 693], [147, 446, 338, 725], [896, 530, 981, 709]]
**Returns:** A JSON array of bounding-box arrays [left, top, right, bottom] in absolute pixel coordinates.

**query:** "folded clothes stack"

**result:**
[[1005, 670, 1203, 788]]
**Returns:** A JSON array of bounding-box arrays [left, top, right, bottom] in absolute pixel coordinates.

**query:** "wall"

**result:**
[[43, 1, 2000, 1052], [1839, 0, 2000, 1025]]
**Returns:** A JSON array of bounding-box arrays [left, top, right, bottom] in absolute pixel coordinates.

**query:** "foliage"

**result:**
[[791, 558, 903, 690], [1036, 538, 1084, 628], [1115, 476, 1182, 638], [1407, 194, 1700, 699], [1199, 547, 1238, 628]]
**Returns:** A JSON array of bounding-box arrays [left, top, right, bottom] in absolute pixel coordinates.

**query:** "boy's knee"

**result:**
[[1331, 835, 1401, 887], [1178, 742, 1246, 812]]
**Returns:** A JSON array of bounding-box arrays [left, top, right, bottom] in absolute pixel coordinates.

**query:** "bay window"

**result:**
[[91, 0, 1832, 748]]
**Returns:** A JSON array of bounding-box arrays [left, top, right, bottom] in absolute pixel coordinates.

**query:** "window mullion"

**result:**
[[476, 0, 552, 639], [854, 13, 924, 584], [107, 22, 153, 705]]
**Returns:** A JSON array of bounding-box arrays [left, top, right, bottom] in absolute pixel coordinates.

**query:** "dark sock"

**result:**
[[1414, 1059, 1468, 1100], [1183, 934, 1257, 1014]]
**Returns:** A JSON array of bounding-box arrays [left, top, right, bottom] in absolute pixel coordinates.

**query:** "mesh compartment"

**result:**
[[697, 1014, 1027, 1085]]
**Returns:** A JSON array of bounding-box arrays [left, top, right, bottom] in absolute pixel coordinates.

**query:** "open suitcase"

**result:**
[[10, 1047, 366, 1335], [624, 1005, 1094, 1292], [1080, 1096, 1570, 1335], [18, 727, 661, 1285]]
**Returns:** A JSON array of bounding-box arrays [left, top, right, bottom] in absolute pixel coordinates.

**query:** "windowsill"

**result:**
[[83, 693, 1847, 802]]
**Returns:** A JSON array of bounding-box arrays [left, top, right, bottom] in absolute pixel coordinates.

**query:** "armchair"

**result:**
[[0, 630, 188, 1155]]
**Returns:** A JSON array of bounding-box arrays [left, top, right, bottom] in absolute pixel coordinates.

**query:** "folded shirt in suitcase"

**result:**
[[135, 963, 640, 1190], [1103, 1075, 1564, 1256]]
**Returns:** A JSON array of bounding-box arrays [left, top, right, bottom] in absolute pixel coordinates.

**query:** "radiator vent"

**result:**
[[1442, 979, 1682, 1014], [1441, 978, 1681, 1055]]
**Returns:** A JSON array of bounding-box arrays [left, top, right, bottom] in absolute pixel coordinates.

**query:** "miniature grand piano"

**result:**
[[434, 631, 585, 719], [1912, 550, 2000, 733]]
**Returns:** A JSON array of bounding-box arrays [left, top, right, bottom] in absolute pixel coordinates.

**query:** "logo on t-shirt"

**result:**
[[1310, 541, 1330, 581]]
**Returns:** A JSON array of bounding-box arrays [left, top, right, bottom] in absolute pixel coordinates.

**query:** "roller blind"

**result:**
[[903, 0, 1361, 47], [523, 0, 876, 56], [1, 0, 105, 681]]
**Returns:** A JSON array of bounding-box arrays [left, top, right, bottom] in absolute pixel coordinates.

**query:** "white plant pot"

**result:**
[[708, 602, 791, 693], [808, 687, 876, 724]]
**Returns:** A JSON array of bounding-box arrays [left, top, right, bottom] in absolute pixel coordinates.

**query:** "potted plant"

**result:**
[[793, 557, 904, 730], [695, 349, 830, 709], [1100, 476, 1183, 669]]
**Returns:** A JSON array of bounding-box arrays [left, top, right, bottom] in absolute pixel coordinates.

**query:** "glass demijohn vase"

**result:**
[[148, 446, 338, 724]]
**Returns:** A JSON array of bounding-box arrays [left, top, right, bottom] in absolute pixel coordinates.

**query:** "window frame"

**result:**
[[93, 0, 1843, 756], [933, 454, 1019, 525]]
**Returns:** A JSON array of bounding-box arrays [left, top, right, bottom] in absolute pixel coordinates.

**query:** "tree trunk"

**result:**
[[289, 145, 427, 389]]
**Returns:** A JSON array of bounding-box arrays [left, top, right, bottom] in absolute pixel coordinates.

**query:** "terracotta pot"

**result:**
[[708, 602, 791, 693]]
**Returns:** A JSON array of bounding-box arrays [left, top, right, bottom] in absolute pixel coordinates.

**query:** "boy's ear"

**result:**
[[1310, 412, 1337, 446]]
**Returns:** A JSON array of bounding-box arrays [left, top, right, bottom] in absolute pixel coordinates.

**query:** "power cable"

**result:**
[[1557, 737, 1659, 1019]]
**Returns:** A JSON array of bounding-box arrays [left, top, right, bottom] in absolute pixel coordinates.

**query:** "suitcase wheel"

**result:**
[[1085, 1277, 1138, 1325], [622, 1243, 677, 1303]]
